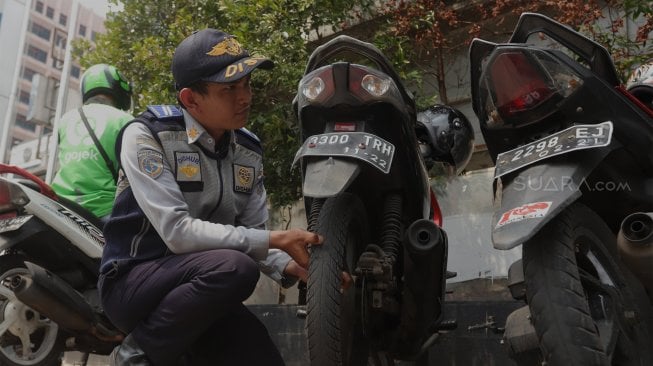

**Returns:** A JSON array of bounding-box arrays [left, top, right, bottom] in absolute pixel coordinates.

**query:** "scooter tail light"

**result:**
[[300, 67, 335, 103], [302, 76, 326, 100], [482, 49, 582, 128], [490, 51, 554, 119], [0, 182, 11, 205], [361, 74, 391, 96], [349, 65, 401, 101], [0, 181, 18, 217]]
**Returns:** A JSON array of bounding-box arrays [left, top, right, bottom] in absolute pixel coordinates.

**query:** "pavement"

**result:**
[[62, 275, 292, 365], [62, 352, 107, 366], [62, 278, 521, 366]]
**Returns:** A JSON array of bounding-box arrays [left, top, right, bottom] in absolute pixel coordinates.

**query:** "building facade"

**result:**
[[0, 0, 105, 173]]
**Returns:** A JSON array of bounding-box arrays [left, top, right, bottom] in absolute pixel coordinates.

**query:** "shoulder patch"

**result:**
[[138, 149, 164, 179], [147, 105, 183, 120], [235, 128, 263, 155]]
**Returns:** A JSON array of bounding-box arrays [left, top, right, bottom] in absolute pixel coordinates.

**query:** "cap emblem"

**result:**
[[206, 37, 243, 57]]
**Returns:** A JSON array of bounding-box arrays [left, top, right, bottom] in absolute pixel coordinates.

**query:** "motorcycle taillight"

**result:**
[[348, 65, 402, 102], [491, 51, 554, 115], [300, 63, 403, 104], [0, 180, 18, 216], [481, 48, 582, 128], [300, 66, 335, 104]]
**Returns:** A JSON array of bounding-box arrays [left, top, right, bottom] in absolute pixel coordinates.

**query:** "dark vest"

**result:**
[[99, 105, 263, 274]]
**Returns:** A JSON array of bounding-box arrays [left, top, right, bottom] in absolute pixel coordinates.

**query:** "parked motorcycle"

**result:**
[[0, 164, 122, 366], [469, 12, 653, 366], [293, 35, 471, 365]]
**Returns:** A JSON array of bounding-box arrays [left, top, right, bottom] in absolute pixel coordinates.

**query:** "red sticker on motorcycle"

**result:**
[[496, 201, 552, 228]]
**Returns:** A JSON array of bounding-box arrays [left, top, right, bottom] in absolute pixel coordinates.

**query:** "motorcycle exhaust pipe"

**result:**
[[406, 219, 443, 256], [9, 262, 97, 332], [395, 219, 448, 359], [617, 212, 653, 301]]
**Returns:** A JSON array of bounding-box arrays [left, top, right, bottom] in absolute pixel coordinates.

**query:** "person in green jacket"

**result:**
[[51, 64, 133, 223]]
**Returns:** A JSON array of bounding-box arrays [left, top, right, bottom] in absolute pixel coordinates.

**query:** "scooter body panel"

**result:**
[[20, 183, 104, 259], [491, 148, 610, 250]]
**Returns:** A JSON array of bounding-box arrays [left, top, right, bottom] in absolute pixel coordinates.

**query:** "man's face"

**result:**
[[190, 76, 253, 134]]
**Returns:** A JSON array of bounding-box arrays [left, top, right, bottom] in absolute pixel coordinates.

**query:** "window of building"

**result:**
[[79, 24, 86, 37], [71, 65, 80, 79], [59, 13, 67, 27], [15, 114, 36, 132], [46, 7, 54, 19], [54, 33, 66, 49], [35, 1, 44, 13], [19, 90, 30, 105], [26, 45, 48, 63], [91, 31, 98, 42], [30, 22, 51, 41], [11, 137, 23, 147], [22, 68, 38, 81]]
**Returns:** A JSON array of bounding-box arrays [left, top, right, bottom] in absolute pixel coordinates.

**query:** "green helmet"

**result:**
[[80, 64, 132, 111]]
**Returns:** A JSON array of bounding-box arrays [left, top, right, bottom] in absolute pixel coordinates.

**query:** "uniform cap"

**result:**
[[172, 29, 274, 90]]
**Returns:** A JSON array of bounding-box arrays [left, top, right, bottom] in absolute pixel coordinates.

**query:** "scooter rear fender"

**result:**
[[492, 148, 611, 250], [301, 157, 361, 198]]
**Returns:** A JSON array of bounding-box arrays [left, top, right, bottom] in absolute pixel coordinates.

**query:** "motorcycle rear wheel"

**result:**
[[307, 193, 369, 366], [523, 202, 652, 366], [0, 255, 65, 366]]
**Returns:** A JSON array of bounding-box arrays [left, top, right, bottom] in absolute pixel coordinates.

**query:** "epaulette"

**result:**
[[235, 128, 263, 155], [146, 105, 183, 121], [116, 106, 184, 158]]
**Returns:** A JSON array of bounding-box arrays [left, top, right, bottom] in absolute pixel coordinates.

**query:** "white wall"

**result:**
[[0, 0, 29, 136], [435, 168, 522, 282]]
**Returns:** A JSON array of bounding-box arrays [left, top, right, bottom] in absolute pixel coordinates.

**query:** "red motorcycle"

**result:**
[[0, 164, 122, 366]]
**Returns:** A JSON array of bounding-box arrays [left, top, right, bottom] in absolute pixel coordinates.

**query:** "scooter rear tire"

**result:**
[[523, 202, 652, 366], [307, 193, 369, 366]]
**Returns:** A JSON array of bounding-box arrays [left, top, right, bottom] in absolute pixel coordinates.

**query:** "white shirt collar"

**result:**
[[181, 109, 209, 144]]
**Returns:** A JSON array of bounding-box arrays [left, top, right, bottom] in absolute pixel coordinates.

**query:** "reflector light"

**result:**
[[302, 76, 326, 100], [361, 74, 390, 97], [0, 212, 17, 220], [334, 123, 356, 132]]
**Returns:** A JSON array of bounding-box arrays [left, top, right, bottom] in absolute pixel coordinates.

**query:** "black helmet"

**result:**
[[626, 60, 653, 109], [80, 64, 132, 111], [416, 104, 474, 175]]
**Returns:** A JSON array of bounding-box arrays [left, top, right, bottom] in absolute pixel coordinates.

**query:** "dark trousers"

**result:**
[[99, 249, 285, 366]]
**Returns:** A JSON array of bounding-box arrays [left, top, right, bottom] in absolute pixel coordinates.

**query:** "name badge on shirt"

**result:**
[[233, 164, 254, 194], [175, 152, 202, 182]]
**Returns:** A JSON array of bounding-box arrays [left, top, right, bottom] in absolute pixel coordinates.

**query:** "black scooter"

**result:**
[[293, 35, 471, 365], [469, 12, 653, 366]]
